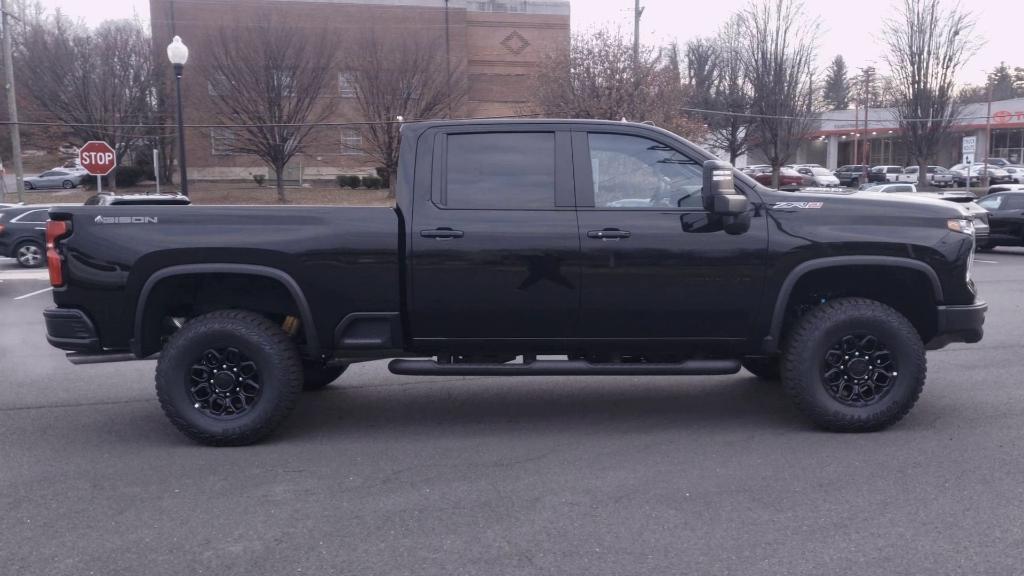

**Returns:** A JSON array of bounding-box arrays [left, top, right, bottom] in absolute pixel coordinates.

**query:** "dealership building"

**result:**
[[148, 0, 570, 182], [786, 97, 1024, 170]]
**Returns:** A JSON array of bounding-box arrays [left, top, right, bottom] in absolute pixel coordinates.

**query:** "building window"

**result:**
[[211, 128, 238, 155], [339, 72, 357, 98], [341, 129, 363, 155]]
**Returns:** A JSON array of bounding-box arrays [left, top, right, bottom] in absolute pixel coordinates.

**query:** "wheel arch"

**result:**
[[766, 256, 943, 351], [133, 264, 319, 358]]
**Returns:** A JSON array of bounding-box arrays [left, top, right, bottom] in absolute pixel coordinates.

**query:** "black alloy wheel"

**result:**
[[188, 347, 262, 418], [821, 334, 897, 407]]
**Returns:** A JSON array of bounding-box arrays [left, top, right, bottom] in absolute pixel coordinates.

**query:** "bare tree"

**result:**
[[884, 0, 978, 189], [345, 30, 465, 196], [17, 16, 156, 188], [533, 29, 693, 136], [705, 15, 755, 164], [201, 18, 339, 202], [743, 0, 820, 188]]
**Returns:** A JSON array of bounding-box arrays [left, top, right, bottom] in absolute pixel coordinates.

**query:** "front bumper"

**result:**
[[43, 308, 100, 352], [926, 301, 987, 350]]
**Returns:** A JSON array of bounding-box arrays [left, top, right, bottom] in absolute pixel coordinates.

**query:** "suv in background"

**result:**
[[0, 205, 50, 268], [870, 166, 904, 183], [834, 165, 869, 187]]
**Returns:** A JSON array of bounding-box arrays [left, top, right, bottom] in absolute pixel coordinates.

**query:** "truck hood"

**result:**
[[783, 188, 969, 218]]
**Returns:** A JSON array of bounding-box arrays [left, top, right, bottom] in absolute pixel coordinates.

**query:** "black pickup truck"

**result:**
[[43, 120, 987, 445]]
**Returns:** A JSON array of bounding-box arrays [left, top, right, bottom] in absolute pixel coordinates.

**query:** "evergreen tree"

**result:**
[[822, 55, 850, 110]]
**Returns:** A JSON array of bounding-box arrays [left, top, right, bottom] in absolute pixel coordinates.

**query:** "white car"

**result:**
[[898, 166, 955, 187], [794, 166, 840, 186], [862, 183, 918, 193], [1002, 166, 1024, 184], [871, 165, 905, 183]]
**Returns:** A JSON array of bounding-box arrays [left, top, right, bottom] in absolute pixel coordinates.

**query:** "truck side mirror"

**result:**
[[702, 160, 749, 216]]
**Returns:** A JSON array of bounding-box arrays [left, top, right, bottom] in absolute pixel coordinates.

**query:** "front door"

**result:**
[[979, 193, 1024, 244], [573, 130, 768, 343], [410, 129, 580, 342]]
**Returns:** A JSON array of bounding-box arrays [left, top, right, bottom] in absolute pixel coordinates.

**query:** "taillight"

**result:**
[[46, 220, 70, 287]]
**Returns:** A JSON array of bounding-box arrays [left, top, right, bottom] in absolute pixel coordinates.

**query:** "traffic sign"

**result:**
[[79, 141, 117, 176], [962, 136, 977, 156]]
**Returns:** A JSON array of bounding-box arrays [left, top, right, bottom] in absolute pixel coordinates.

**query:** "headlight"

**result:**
[[947, 218, 975, 235]]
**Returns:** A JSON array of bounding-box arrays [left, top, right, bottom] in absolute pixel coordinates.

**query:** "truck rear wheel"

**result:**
[[155, 310, 303, 446], [302, 361, 347, 391], [781, 298, 926, 432]]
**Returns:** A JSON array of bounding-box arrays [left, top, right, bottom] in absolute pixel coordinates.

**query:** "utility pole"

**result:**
[[983, 81, 992, 190], [1, 0, 24, 203], [444, 0, 451, 118], [632, 0, 644, 68]]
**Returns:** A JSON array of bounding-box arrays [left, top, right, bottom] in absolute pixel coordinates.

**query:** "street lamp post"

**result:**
[[167, 36, 190, 196]]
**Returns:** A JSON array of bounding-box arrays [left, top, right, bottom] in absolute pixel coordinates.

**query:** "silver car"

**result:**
[[23, 170, 85, 190]]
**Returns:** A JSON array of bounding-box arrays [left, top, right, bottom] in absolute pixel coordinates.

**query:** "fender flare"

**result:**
[[767, 256, 944, 345], [133, 263, 320, 356]]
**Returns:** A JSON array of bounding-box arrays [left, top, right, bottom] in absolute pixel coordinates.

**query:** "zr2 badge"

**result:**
[[773, 202, 824, 209]]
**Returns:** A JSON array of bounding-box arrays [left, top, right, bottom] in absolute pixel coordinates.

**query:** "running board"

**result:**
[[66, 352, 153, 365], [388, 359, 741, 376]]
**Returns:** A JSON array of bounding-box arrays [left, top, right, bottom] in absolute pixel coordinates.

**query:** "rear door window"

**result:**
[[444, 132, 555, 210]]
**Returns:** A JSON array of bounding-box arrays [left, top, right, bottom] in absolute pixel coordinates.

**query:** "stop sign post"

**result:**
[[79, 141, 116, 193]]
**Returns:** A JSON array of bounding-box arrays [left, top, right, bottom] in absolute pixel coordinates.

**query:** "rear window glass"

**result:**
[[445, 132, 555, 209]]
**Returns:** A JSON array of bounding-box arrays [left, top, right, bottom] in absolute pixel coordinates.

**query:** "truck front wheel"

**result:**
[[781, 298, 926, 432], [155, 310, 303, 446]]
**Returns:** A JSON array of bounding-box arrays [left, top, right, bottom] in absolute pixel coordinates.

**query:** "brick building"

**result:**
[[148, 0, 570, 181]]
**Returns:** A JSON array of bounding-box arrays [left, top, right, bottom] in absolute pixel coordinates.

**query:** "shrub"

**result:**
[[348, 175, 362, 188], [114, 166, 146, 188], [253, 174, 266, 187], [361, 176, 382, 189], [336, 175, 347, 188]]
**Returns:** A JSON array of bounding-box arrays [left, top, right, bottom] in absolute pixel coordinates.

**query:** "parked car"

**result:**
[[988, 183, 1024, 194], [860, 183, 918, 194], [42, 119, 986, 445], [898, 166, 955, 187], [950, 164, 1012, 186], [0, 205, 50, 267], [750, 166, 812, 189], [870, 165, 905, 183], [976, 191, 1024, 250], [1001, 165, 1024, 184], [23, 170, 86, 190], [862, 186, 989, 246], [83, 193, 191, 206], [794, 166, 840, 187], [834, 165, 869, 187]]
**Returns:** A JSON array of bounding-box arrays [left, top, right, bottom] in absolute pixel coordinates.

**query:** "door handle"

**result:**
[[587, 229, 631, 240], [420, 228, 464, 239]]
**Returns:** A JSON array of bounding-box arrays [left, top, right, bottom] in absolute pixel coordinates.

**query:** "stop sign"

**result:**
[[79, 141, 117, 176]]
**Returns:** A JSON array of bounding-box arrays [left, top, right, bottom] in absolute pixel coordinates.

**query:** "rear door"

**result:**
[[572, 128, 768, 343], [409, 127, 581, 341]]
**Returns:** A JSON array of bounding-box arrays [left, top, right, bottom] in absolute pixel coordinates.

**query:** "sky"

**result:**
[[38, 0, 1019, 86]]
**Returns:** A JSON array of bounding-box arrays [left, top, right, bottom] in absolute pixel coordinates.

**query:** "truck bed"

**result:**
[[48, 204, 402, 355]]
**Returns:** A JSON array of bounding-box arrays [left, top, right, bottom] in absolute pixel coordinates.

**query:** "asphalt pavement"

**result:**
[[2, 252, 1024, 576]]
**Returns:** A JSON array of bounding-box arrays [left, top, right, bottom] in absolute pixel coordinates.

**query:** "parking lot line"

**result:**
[[13, 287, 53, 300]]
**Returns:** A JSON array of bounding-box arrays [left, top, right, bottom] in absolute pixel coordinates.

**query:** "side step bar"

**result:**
[[66, 352, 154, 365], [388, 358, 741, 376]]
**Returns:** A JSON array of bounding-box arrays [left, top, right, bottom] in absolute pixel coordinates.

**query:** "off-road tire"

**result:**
[[155, 310, 303, 446], [781, 297, 926, 432], [302, 362, 347, 391], [742, 357, 780, 381]]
